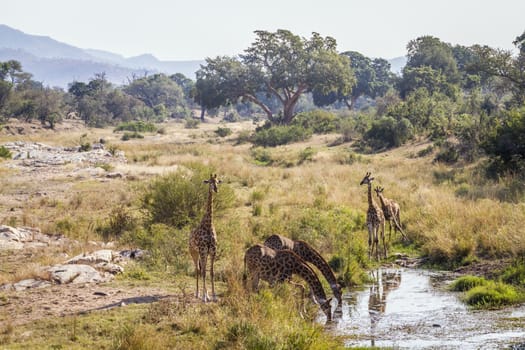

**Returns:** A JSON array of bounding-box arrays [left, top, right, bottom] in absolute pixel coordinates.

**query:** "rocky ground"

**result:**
[[0, 127, 177, 328]]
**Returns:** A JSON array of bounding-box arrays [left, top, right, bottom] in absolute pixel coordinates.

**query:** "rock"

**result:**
[[118, 249, 148, 260], [13, 279, 52, 291], [67, 249, 114, 265], [48, 264, 111, 284], [95, 262, 124, 274]]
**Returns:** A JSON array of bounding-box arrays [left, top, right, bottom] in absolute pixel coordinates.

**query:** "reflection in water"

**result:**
[[368, 269, 401, 347], [333, 268, 525, 349]]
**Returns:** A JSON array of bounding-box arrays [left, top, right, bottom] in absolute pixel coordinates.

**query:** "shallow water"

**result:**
[[327, 268, 525, 349]]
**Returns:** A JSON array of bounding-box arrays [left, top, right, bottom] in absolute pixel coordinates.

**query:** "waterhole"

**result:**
[[327, 268, 525, 349]]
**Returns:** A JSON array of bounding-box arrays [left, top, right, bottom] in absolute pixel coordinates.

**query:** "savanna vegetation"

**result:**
[[0, 28, 524, 349]]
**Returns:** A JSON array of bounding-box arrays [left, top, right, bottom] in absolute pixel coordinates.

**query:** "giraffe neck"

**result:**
[[296, 242, 338, 289], [294, 260, 328, 303], [367, 183, 376, 209], [377, 193, 387, 208], [200, 187, 214, 228]]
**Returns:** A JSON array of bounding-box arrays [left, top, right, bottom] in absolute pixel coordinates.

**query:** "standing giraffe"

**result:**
[[264, 234, 342, 305], [359, 172, 386, 260], [374, 186, 408, 242], [244, 244, 332, 321], [189, 174, 222, 302]]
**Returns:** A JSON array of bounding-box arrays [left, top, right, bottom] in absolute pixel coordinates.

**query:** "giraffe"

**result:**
[[244, 244, 332, 321], [189, 174, 222, 302], [264, 234, 342, 305], [359, 172, 386, 260], [374, 186, 408, 242]]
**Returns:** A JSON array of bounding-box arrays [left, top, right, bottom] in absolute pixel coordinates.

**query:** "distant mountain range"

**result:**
[[0, 24, 204, 88], [0, 24, 406, 89]]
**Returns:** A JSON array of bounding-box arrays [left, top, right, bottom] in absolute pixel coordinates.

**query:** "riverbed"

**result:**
[[328, 268, 525, 349]]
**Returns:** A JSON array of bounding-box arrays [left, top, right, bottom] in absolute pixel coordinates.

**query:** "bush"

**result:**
[[215, 127, 232, 138], [141, 164, 235, 229], [293, 110, 337, 134], [364, 116, 414, 150], [184, 118, 200, 129], [114, 121, 157, 133], [482, 108, 525, 177], [252, 124, 312, 147], [434, 141, 459, 164], [0, 146, 11, 160], [121, 132, 144, 141]]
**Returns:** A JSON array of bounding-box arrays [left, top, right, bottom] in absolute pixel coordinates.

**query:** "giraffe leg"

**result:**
[[374, 227, 380, 261], [200, 254, 209, 302], [210, 253, 217, 302], [381, 223, 387, 259], [367, 224, 373, 260], [190, 248, 200, 299]]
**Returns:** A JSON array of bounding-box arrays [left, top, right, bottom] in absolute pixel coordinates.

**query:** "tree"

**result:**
[[124, 73, 186, 117], [469, 31, 525, 105], [399, 36, 460, 98], [194, 29, 355, 124], [314, 51, 394, 109]]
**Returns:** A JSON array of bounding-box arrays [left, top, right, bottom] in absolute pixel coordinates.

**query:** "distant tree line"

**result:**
[[0, 28, 524, 178]]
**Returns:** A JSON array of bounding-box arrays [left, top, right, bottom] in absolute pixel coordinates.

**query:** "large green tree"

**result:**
[[469, 31, 525, 105], [398, 36, 460, 98], [194, 29, 355, 124], [314, 51, 394, 109], [124, 73, 186, 116]]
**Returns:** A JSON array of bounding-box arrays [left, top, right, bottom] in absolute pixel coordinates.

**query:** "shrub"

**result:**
[[251, 147, 273, 166], [252, 124, 312, 147], [215, 127, 232, 138], [500, 259, 525, 287], [293, 109, 337, 134], [0, 146, 11, 160], [184, 118, 200, 129], [140, 164, 235, 229], [297, 147, 316, 164], [434, 141, 459, 164], [114, 121, 157, 133], [121, 132, 144, 141], [364, 116, 414, 150], [482, 108, 525, 177]]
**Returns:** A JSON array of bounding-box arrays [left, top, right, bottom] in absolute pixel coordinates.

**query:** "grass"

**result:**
[[1, 118, 525, 347], [464, 281, 522, 309], [449, 275, 488, 292]]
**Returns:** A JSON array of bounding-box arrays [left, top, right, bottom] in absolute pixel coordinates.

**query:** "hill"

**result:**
[[0, 24, 204, 88]]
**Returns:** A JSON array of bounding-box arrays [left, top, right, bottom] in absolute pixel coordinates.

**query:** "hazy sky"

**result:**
[[2, 0, 524, 61]]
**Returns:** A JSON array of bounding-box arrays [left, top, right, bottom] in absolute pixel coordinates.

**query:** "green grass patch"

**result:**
[[449, 275, 488, 292], [464, 281, 522, 309], [0, 145, 12, 160]]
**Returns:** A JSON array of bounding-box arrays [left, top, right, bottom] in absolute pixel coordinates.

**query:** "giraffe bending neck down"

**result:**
[[359, 172, 386, 260], [264, 234, 342, 305], [374, 186, 408, 242], [189, 174, 222, 302], [244, 244, 332, 321]]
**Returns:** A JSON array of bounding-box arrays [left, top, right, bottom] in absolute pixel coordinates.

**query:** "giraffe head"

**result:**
[[320, 298, 333, 321], [204, 173, 222, 193], [374, 186, 384, 197], [359, 172, 374, 186]]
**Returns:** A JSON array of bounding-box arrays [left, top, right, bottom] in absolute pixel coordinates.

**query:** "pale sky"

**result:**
[[2, 0, 524, 61]]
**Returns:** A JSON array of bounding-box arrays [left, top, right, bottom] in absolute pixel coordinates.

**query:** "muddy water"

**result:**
[[328, 268, 525, 349]]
